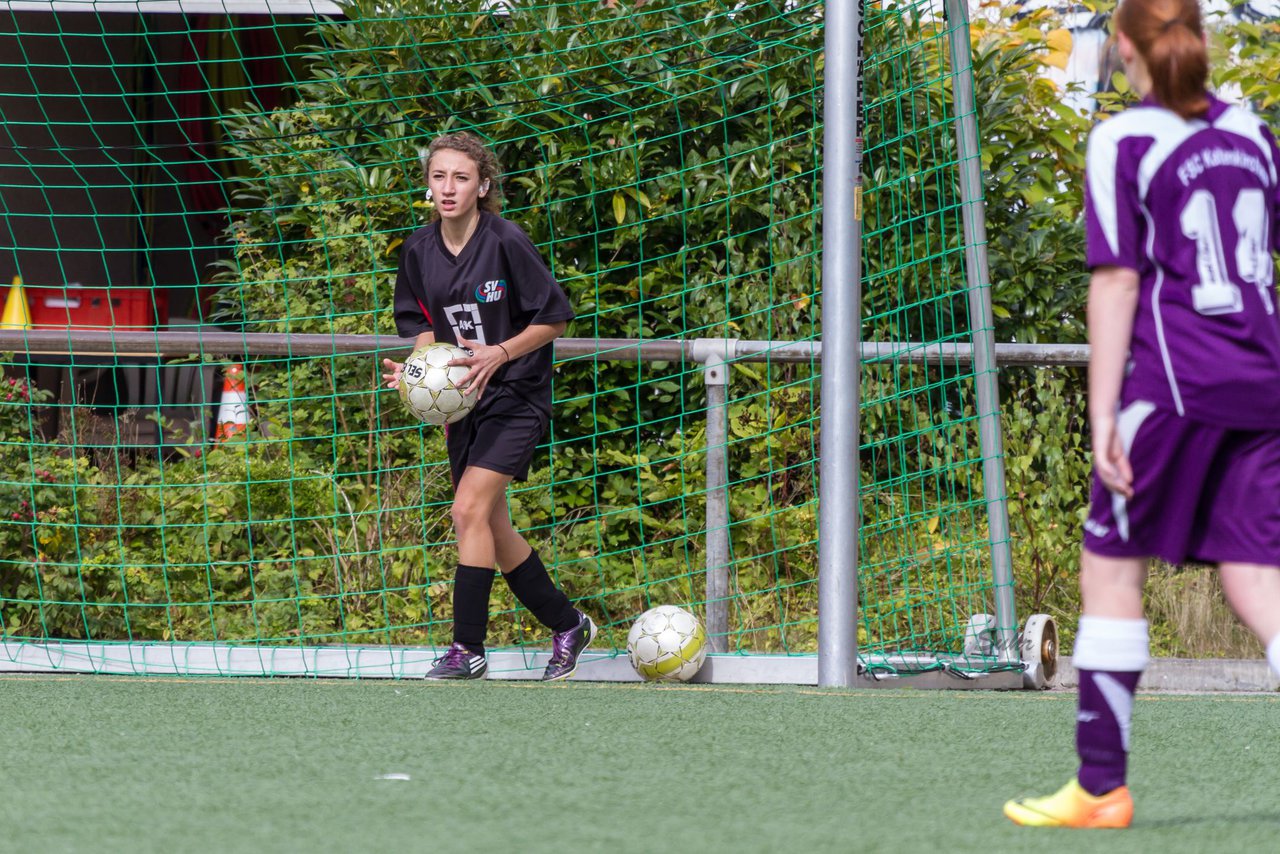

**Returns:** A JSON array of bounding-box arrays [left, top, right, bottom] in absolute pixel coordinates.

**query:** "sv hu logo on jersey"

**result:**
[[475, 279, 507, 303]]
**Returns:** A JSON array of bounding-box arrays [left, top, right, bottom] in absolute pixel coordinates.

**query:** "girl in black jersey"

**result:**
[[382, 132, 595, 680]]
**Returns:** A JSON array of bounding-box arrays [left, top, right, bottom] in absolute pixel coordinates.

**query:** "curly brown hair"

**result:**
[[419, 132, 504, 216]]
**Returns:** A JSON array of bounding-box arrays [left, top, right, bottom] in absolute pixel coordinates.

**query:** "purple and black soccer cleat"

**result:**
[[541, 611, 597, 681], [425, 642, 488, 680]]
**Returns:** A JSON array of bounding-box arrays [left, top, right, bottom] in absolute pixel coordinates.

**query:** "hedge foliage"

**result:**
[[2, 0, 1277, 657]]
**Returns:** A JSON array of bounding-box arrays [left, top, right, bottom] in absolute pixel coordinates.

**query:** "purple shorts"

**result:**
[[1083, 402, 1280, 566]]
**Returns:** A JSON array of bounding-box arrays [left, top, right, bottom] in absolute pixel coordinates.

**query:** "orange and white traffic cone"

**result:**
[[214, 363, 249, 442]]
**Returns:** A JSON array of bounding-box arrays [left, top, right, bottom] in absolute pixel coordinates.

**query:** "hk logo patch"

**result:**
[[476, 279, 507, 303]]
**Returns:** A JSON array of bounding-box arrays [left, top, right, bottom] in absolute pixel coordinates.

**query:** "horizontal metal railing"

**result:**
[[0, 328, 1089, 656], [0, 328, 1091, 367]]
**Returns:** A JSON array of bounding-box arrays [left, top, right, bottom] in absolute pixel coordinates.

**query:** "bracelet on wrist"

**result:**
[[497, 343, 511, 362]]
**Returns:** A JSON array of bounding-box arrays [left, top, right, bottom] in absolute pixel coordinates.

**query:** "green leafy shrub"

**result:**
[[6, 0, 1277, 660]]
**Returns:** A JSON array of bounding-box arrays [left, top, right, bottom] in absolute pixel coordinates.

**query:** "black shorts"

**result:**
[[445, 386, 548, 486]]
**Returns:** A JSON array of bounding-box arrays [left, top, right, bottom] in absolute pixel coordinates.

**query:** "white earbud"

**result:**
[[424, 188, 433, 201]]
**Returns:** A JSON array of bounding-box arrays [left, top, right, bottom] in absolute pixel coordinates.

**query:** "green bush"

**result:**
[[206, 0, 828, 649], [5, 1, 1278, 658]]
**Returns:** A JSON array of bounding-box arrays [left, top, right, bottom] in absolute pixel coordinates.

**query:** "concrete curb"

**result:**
[[1053, 657, 1279, 693]]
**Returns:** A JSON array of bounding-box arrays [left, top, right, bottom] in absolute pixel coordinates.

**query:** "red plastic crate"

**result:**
[[26, 286, 167, 329]]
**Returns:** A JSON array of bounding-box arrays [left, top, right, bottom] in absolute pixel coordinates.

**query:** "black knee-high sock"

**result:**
[[452, 564, 496, 655], [503, 550, 579, 633]]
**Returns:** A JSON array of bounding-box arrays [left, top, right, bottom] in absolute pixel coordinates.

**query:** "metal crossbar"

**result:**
[[0, 329, 1090, 366]]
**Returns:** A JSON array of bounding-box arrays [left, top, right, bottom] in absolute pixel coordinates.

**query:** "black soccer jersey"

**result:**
[[393, 211, 574, 415]]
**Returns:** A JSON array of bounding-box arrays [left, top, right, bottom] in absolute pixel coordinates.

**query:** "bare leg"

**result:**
[[1079, 550, 1148, 618], [451, 466, 514, 568], [1219, 562, 1280, 644], [490, 498, 532, 573]]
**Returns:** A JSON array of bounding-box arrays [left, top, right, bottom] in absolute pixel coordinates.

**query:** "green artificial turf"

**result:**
[[2, 675, 1278, 853]]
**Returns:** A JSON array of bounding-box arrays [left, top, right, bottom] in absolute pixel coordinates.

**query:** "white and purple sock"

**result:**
[[1266, 633, 1280, 680], [1072, 616, 1149, 796]]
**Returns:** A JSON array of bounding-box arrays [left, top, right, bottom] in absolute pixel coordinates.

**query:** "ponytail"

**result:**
[[1114, 0, 1209, 121]]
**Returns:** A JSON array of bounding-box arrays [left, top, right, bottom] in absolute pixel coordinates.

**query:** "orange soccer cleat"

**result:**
[[1003, 778, 1134, 828]]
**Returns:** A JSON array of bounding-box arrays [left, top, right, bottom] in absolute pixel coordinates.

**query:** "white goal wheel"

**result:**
[[962, 613, 997, 657], [1020, 613, 1058, 690]]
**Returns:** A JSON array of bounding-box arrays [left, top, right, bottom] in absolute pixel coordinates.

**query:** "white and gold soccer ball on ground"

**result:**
[[398, 343, 478, 425], [626, 605, 708, 682]]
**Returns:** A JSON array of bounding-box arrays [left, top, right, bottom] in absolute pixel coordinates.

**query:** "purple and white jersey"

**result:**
[[1085, 94, 1280, 428]]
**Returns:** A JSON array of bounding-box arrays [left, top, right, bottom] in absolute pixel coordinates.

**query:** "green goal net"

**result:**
[[0, 0, 1014, 680]]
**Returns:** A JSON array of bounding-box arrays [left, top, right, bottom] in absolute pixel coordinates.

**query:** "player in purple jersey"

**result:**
[[381, 132, 595, 681], [1005, 0, 1280, 829]]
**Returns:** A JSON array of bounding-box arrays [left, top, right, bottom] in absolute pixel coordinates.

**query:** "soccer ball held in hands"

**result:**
[[398, 343, 478, 425]]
